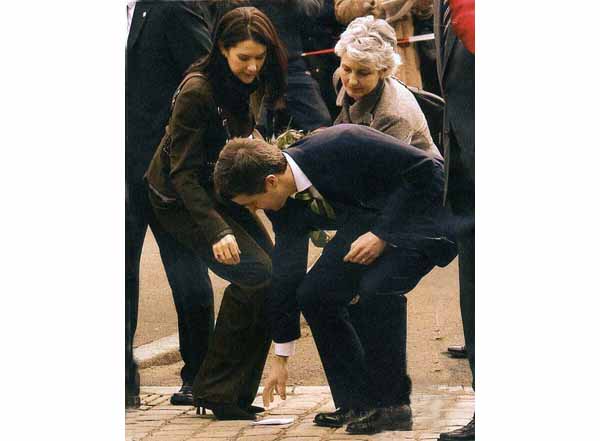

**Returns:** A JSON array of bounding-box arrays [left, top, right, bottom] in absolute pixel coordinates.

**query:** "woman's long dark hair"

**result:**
[[186, 6, 287, 107]]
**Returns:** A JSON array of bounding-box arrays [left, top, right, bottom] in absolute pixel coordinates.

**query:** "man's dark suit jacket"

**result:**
[[434, 0, 475, 215], [126, 0, 212, 181], [266, 124, 456, 343]]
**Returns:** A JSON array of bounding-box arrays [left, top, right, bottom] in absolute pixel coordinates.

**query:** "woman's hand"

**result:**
[[343, 231, 387, 265], [212, 234, 241, 265]]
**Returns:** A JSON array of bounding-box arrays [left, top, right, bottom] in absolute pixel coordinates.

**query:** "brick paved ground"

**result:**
[[126, 386, 474, 441]]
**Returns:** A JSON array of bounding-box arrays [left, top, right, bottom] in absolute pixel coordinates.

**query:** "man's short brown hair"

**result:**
[[214, 137, 287, 199]]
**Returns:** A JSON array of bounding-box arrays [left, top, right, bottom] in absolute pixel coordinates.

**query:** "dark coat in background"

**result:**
[[125, 0, 214, 396], [249, 0, 333, 134], [126, 1, 212, 180], [433, 0, 474, 215], [433, 0, 475, 384]]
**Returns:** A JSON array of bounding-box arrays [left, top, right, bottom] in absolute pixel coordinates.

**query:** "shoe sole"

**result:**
[[438, 434, 474, 441], [346, 419, 413, 434], [313, 420, 345, 428]]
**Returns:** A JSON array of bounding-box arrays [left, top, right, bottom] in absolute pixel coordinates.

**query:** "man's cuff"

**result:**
[[274, 341, 296, 357]]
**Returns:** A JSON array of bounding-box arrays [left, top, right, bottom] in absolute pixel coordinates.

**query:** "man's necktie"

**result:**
[[441, 0, 452, 59], [294, 188, 335, 247], [294, 188, 336, 220]]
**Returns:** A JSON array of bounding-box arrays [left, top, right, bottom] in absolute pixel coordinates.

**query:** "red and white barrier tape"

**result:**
[[301, 33, 435, 57]]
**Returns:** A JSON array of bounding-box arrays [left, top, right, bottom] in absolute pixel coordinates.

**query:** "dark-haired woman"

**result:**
[[145, 7, 287, 420]]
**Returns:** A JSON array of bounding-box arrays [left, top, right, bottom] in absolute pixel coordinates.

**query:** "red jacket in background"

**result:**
[[449, 0, 475, 53]]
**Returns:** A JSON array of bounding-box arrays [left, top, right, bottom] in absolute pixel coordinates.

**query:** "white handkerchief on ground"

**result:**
[[252, 417, 295, 425]]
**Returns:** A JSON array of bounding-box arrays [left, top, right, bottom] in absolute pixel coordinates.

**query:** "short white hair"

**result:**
[[335, 15, 402, 77]]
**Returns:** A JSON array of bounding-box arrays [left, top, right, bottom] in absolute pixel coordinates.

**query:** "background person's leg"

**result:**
[[457, 219, 475, 388], [149, 215, 215, 387], [125, 180, 149, 406]]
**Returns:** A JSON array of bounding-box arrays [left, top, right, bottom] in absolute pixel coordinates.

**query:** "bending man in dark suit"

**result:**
[[213, 124, 457, 434], [126, 0, 213, 407], [434, 0, 475, 439]]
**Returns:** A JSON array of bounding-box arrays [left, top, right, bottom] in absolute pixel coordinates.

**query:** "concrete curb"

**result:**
[[134, 333, 181, 369]]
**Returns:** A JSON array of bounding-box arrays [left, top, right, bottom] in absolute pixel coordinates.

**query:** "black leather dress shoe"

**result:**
[[245, 405, 265, 414], [346, 404, 412, 434], [314, 408, 367, 428], [438, 415, 475, 440], [170, 383, 194, 406], [126, 370, 140, 408], [125, 393, 140, 409], [447, 345, 468, 359]]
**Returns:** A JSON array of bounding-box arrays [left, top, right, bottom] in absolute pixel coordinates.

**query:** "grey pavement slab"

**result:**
[[126, 386, 474, 441]]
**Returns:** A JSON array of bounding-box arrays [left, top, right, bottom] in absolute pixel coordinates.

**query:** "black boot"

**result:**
[[170, 382, 194, 406]]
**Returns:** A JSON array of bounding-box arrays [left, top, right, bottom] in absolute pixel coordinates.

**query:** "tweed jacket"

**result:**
[[145, 74, 254, 245], [334, 76, 441, 156]]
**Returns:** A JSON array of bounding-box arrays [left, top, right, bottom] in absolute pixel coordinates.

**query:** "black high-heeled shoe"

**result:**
[[196, 401, 256, 420], [245, 405, 265, 414]]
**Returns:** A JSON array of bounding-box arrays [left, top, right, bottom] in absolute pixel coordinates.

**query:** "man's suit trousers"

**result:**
[[296, 216, 436, 410]]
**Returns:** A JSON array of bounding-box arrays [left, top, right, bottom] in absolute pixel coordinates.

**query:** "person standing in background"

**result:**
[[333, 15, 440, 156], [249, 0, 333, 136], [126, 0, 214, 408], [301, 0, 345, 121], [334, 0, 434, 89], [433, 0, 475, 439]]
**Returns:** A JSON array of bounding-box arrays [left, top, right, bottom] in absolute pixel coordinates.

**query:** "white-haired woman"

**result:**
[[334, 15, 440, 156], [334, 0, 433, 89]]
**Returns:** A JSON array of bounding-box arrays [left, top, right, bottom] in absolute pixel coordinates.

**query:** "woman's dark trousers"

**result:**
[[152, 198, 273, 407]]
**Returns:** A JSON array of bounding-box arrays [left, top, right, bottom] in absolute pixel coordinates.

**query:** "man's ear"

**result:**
[[264, 174, 278, 189]]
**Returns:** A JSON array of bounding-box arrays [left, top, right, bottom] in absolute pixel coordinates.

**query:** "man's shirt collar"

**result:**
[[283, 151, 312, 194]]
